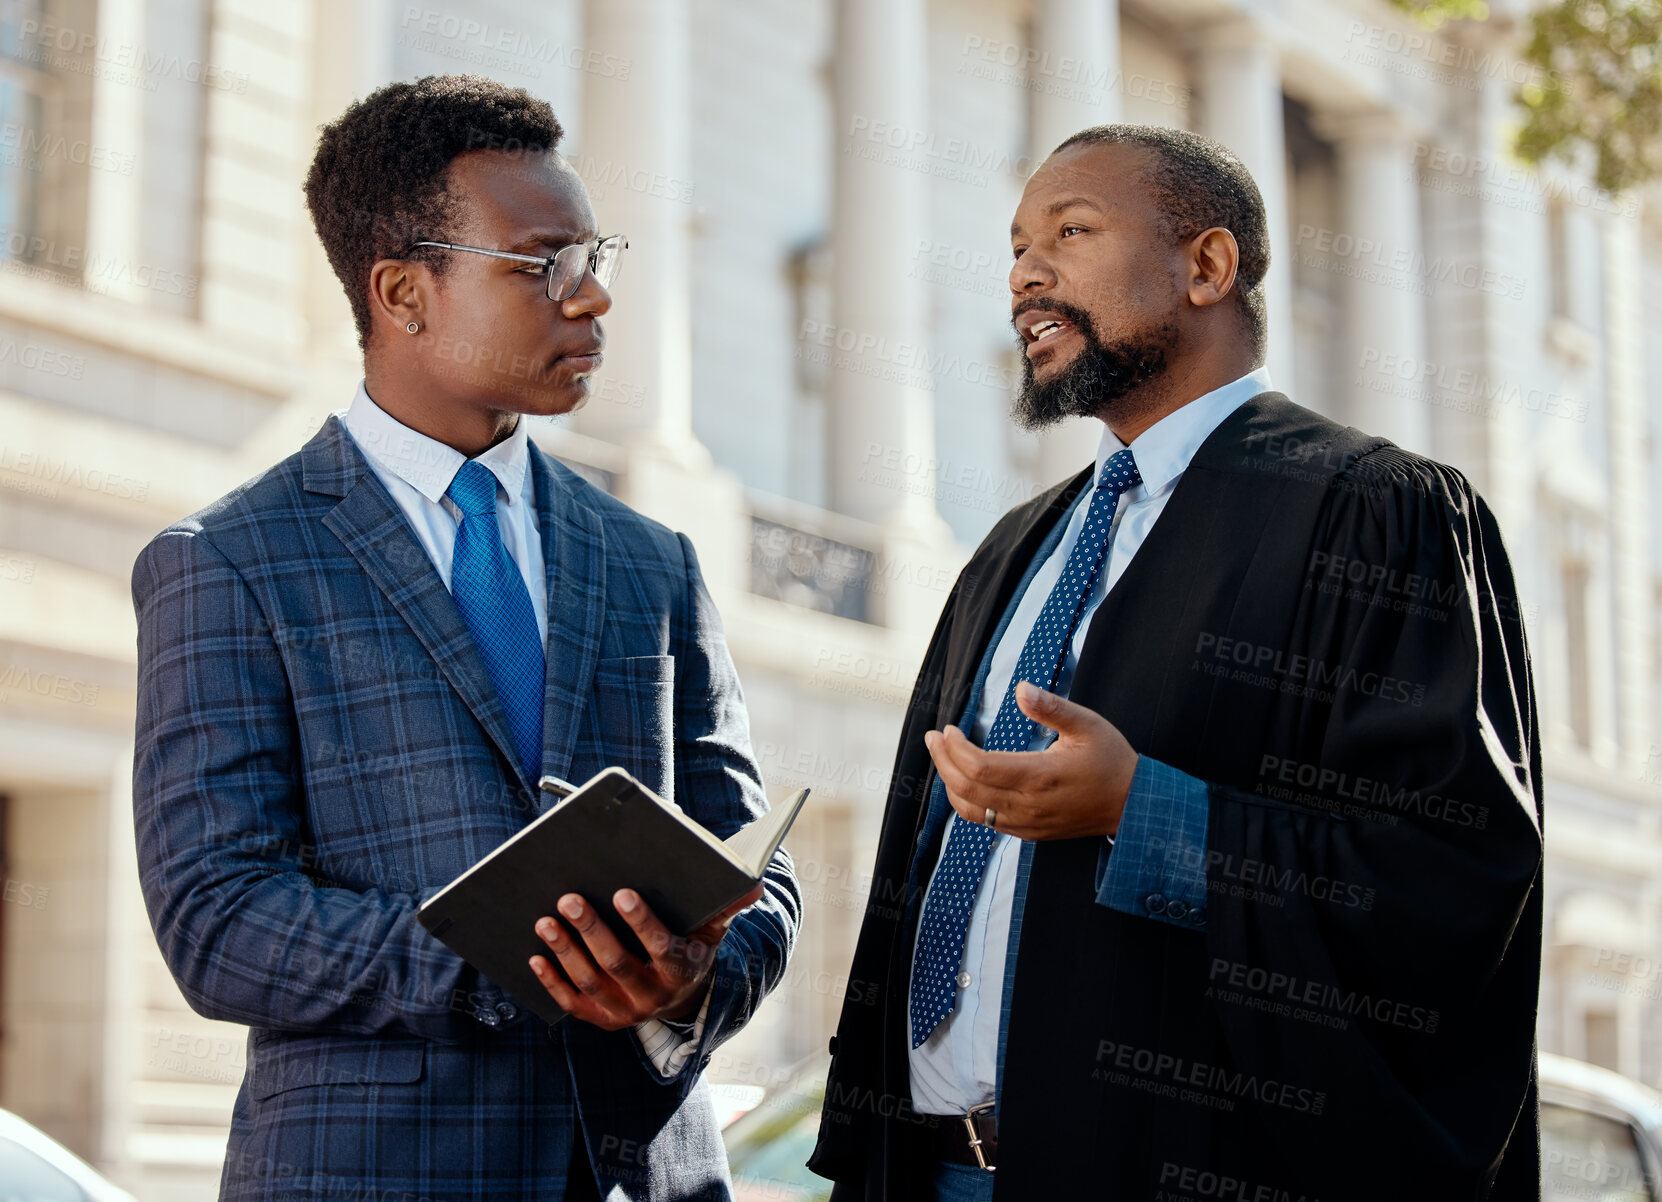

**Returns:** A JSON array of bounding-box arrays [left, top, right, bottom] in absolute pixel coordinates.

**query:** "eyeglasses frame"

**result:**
[[400, 234, 628, 302]]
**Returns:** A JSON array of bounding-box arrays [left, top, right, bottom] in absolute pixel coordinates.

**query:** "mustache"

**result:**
[[1010, 297, 1098, 342]]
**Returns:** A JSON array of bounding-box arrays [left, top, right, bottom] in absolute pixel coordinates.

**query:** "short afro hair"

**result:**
[[304, 74, 564, 352], [1052, 124, 1269, 362]]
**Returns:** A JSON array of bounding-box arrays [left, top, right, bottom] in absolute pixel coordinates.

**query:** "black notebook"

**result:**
[[417, 767, 810, 1025]]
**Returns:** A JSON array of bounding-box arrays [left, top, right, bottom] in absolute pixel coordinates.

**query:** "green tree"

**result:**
[[1388, 0, 1490, 27], [1515, 0, 1662, 194], [1386, 0, 1662, 193]]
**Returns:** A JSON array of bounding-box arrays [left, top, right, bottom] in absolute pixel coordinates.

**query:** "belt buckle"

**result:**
[[961, 1101, 995, 1173]]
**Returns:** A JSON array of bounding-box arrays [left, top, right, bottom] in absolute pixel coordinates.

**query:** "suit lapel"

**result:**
[[527, 447, 605, 785], [1067, 447, 1228, 751], [305, 416, 532, 790]]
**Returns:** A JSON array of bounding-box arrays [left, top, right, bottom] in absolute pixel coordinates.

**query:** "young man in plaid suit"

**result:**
[[132, 76, 799, 1202]]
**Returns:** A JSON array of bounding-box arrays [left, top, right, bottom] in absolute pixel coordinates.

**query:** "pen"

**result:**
[[537, 775, 580, 800]]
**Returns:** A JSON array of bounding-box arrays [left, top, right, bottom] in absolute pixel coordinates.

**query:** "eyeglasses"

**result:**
[[402, 234, 628, 302]]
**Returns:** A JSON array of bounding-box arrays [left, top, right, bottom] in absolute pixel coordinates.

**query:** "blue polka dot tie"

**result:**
[[445, 459, 546, 785], [909, 448, 1141, 1048]]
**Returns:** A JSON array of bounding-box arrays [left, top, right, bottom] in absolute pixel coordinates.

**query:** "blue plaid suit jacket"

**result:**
[[131, 415, 801, 1202]]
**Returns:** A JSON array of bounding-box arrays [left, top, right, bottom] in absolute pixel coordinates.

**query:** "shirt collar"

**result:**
[[338, 380, 531, 507], [1096, 366, 1273, 497]]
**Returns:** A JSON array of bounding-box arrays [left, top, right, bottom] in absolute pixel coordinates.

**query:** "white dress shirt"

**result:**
[[907, 367, 1273, 1115], [337, 382, 707, 1077], [338, 381, 547, 642]]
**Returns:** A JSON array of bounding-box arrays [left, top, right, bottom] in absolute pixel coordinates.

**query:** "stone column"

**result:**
[[1194, 22, 1295, 396], [96, 746, 137, 1176], [1329, 110, 1432, 452], [306, 0, 395, 362], [1030, 0, 1121, 152], [242, 0, 394, 464], [1604, 208, 1654, 771], [84, 0, 146, 304], [825, 0, 941, 533], [1031, 0, 1122, 484], [1415, 28, 1532, 523], [196, 0, 315, 350], [579, 0, 696, 453]]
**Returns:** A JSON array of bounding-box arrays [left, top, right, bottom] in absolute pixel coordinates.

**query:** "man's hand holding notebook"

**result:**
[[418, 767, 809, 1025], [527, 881, 765, 1028]]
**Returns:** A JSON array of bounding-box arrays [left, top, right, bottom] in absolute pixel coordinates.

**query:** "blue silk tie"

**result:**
[[909, 448, 1142, 1048], [445, 459, 545, 785]]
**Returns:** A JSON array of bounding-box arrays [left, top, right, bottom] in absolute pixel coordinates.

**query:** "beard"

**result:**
[[1011, 300, 1178, 432]]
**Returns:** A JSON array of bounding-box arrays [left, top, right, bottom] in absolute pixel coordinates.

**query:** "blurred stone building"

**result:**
[[0, 0, 1654, 1196]]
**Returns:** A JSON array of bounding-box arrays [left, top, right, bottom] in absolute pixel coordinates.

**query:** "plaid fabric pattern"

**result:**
[[131, 416, 800, 1202], [1096, 755, 1211, 928]]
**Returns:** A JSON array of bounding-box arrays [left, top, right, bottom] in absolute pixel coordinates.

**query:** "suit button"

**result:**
[[828, 1036, 839, 1057], [1166, 900, 1188, 921], [1190, 907, 1206, 926], [475, 1007, 499, 1027], [1145, 893, 1167, 916], [496, 1001, 518, 1022], [545, 1024, 562, 1045]]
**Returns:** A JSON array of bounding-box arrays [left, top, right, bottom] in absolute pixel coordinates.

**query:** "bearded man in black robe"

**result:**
[[807, 124, 1541, 1201]]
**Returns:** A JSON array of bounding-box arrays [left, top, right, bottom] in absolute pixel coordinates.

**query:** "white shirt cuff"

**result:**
[[633, 978, 715, 1079]]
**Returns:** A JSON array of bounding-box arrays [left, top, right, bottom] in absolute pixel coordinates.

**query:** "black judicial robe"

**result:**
[[807, 393, 1542, 1201]]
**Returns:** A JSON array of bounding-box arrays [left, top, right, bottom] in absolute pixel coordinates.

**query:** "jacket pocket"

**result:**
[[247, 1031, 425, 1102]]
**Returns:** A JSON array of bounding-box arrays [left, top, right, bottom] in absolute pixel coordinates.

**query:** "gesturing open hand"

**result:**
[[923, 680, 1139, 841]]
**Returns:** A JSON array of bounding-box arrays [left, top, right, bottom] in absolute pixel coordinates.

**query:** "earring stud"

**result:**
[[406, 321, 419, 334]]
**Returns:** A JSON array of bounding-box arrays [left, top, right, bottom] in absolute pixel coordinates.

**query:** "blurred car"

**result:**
[[0, 1107, 136, 1202], [1542, 1052, 1662, 1201], [721, 1055, 832, 1202], [720, 1048, 1662, 1200]]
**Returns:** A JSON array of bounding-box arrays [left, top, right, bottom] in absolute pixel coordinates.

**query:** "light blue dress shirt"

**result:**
[[906, 367, 1272, 1116]]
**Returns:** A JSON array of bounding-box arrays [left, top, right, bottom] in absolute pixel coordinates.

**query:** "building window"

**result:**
[[1584, 1006, 1619, 1072], [141, 0, 210, 316], [0, 0, 50, 262], [786, 237, 831, 507], [0, 0, 98, 280], [1548, 199, 1571, 322], [1652, 580, 1662, 778], [1564, 555, 1593, 749], [0, 792, 8, 1063], [748, 514, 877, 624]]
